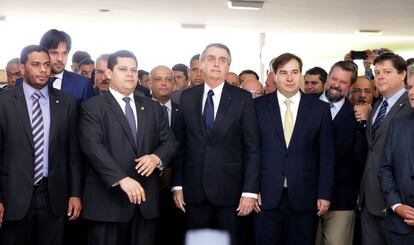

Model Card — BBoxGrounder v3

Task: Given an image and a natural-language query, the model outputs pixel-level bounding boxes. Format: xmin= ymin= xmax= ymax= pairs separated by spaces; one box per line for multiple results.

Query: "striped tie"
xmin=372 ymin=100 xmax=388 ymax=139
xmin=32 ymin=91 xmax=44 ymax=185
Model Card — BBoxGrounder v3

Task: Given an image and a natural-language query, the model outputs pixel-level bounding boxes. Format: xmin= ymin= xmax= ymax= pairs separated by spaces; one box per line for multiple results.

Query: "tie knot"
xmin=284 ymin=99 xmax=292 ymax=107
xmin=329 ymin=102 xmax=335 ymax=108
xmin=207 ymin=90 xmax=214 ymax=97
xmin=382 ymin=100 xmax=388 ymax=107
xmin=123 ymin=97 xmax=131 ymax=104
xmin=32 ymin=91 xmax=42 ymax=100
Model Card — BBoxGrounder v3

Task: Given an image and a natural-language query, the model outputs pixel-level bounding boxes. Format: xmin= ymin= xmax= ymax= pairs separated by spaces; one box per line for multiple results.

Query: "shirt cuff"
xmin=391 ymin=203 xmax=402 ymax=212
xmin=157 ymin=161 xmax=164 ymax=171
xmin=242 ymin=192 xmax=258 ymax=199
xmin=171 ymin=186 xmax=183 ymax=192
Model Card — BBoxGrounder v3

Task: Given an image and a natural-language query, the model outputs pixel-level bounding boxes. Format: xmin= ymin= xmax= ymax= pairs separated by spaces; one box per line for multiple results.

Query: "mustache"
xmin=328 ymin=87 xmax=342 ymax=93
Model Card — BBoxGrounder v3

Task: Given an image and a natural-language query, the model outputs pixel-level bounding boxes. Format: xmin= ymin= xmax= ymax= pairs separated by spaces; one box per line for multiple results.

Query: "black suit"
xmin=0 ymin=85 xmax=81 ymax=245
xmin=173 ymin=82 xmax=260 ymax=245
xmin=79 ymin=92 xmax=178 ymax=244
xmin=378 ymin=112 xmax=414 ymax=244
xmin=135 ymin=84 xmax=151 ymax=98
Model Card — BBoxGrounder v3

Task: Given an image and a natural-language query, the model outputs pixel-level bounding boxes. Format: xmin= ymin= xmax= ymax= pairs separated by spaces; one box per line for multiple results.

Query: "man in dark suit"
xmin=0 ymin=45 xmax=82 ymax=245
xmin=358 ymin=52 xmax=413 ymax=245
xmin=15 ymin=29 xmax=94 ymax=104
xmin=79 ymin=50 xmax=178 ymax=245
xmin=315 ymin=61 xmax=368 ymax=245
xmin=254 ymin=53 xmax=335 ymax=245
xmin=172 ymin=43 xmax=260 ymax=245
xmin=378 ymin=62 xmax=414 ymax=245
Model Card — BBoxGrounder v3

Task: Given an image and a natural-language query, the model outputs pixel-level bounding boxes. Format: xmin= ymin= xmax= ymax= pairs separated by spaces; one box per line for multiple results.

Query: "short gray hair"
xmin=408 ymin=65 xmax=414 ymax=82
xmin=200 ymin=43 xmax=232 ymax=65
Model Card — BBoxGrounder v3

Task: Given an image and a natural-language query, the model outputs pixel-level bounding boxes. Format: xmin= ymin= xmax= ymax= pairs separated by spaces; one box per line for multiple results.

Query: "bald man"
xmin=241 ymin=79 xmax=264 ymax=99
xmin=150 ymin=66 xmax=185 ymax=245
xmin=226 ymin=72 xmax=241 ymax=87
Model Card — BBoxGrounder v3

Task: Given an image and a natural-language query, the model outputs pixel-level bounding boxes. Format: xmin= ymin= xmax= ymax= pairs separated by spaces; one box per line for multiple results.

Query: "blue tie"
xmin=203 ymin=90 xmax=214 ymax=137
xmin=372 ymin=100 xmax=388 ymax=139
xmin=123 ymin=97 xmax=138 ymax=145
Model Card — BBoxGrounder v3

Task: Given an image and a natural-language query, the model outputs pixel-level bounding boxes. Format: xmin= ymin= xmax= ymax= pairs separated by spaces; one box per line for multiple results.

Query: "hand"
xmin=0 ymin=202 xmax=4 ymax=228
xmin=173 ymin=190 xmax=186 ymax=213
xmin=354 ymin=103 xmax=372 ymax=121
xmin=317 ymin=199 xmax=330 ymax=216
xmin=236 ymin=197 xmax=255 ymax=216
xmin=253 ymin=193 xmax=262 ymax=213
xmin=135 ymin=154 xmax=161 ymax=177
xmin=363 ymin=49 xmax=376 ymax=69
xmin=344 ymin=52 xmax=352 ymax=62
xmin=119 ymin=177 xmax=146 ymax=204
xmin=395 ymin=205 xmax=414 ymax=226
xmin=67 ymin=197 xmax=82 ymax=221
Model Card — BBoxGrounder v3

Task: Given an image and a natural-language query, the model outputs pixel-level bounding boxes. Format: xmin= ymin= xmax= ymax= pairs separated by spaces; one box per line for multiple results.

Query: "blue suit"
xmin=254 ymin=92 xmax=335 ymax=245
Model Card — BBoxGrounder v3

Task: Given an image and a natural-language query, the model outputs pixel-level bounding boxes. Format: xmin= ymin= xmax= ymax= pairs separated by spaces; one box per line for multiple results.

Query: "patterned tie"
xmin=161 ymin=105 xmax=170 ymax=127
xmin=203 ymin=90 xmax=214 ymax=138
xmin=372 ymin=100 xmax=388 ymax=139
xmin=123 ymin=97 xmax=137 ymax=145
xmin=32 ymin=91 xmax=44 ymax=184
xmin=283 ymin=99 xmax=294 ymax=147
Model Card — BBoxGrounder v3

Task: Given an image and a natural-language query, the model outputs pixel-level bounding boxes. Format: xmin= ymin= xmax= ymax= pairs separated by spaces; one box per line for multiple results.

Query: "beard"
xmin=325 ymin=88 xmax=344 ymax=102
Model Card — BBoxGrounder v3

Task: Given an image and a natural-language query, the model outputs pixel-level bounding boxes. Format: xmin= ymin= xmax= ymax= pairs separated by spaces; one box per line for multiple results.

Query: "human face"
xmin=264 ymin=71 xmax=277 ymax=94
xmin=226 ymin=73 xmax=240 ymax=87
xmin=201 ymin=47 xmax=230 ymax=86
xmin=241 ymin=79 xmax=264 ymax=98
xmin=48 ymin=42 xmax=69 ymax=74
xmin=173 ymin=70 xmax=188 ymax=90
xmin=6 ymin=63 xmax=22 ymax=88
xmin=79 ymin=64 xmax=94 ymax=78
xmin=274 ymin=59 xmax=301 ymax=98
xmin=140 ymin=74 xmax=150 ymax=88
xmin=22 ymin=51 xmax=51 ymax=90
xmin=350 ymin=77 xmax=374 ymax=105
xmin=94 ymin=58 xmax=109 ymax=92
xmin=374 ymin=60 xmax=405 ymax=98
xmin=189 ymin=59 xmax=204 ymax=86
xmin=151 ymin=66 xmax=175 ymax=103
xmin=304 ymin=74 xmax=324 ymax=94
xmin=240 ymin=73 xmax=257 ymax=83
xmin=407 ymin=74 xmax=414 ymax=108
xmin=107 ymin=57 xmax=138 ymax=96
xmin=324 ymin=67 xmax=352 ymax=102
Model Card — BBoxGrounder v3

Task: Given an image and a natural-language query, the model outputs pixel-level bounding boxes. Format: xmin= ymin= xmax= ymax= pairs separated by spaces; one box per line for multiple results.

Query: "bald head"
xmin=6 ymin=58 xmax=22 ymax=88
xmin=226 ymin=72 xmax=241 ymax=87
xmin=350 ymin=76 xmax=374 ymax=105
xmin=150 ymin=65 xmax=175 ymax=104
xmin=241 ymin=79 xmax=264 ymax=98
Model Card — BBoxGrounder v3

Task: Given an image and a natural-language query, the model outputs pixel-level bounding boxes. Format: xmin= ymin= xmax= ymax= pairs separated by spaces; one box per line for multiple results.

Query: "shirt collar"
xmin=53 ymin=71 xmax=64 ymax=80
xmin=319 ymin=91 xmax=345 ymax=111
xmin=277 ymin=90 xmax=301 ymax=106
xmin=109 ymin=87 xmax=135 ymax=104
xmin=203 ymin=81 xmax=225 ymax=99
xmin=22 ymin=81 xmax=49 ymax=102
xmin=383 ymin=88 xmax=406 ymax=105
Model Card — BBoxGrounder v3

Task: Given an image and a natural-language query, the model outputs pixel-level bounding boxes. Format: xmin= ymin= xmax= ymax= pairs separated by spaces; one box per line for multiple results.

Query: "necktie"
xmin=283 ymin=99 xmax=294 ymax=147
xmin=372 ymin=100 xmax=388 ymax=139
xmin=49 ymin=76 xmax=57 ymax=84
xmin=329 ymin=102 xmax=336 ymax=120
xmin=123 ymin=97 xmax=137 ymax=145
xmin=203 ymin=90 xmax=214 ymax=137
xmin=161 ymin=105 xmax=170 ymax=127
xmin=32 ymin=91 xmax=44 ymax=184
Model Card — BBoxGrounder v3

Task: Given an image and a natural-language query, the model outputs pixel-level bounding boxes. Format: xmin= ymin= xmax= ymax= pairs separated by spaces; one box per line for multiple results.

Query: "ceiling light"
xmin=227 ymin=1 xmax=264 ymax=10
xmin=355 ymin=29 xmax=383 ymax=36
xmin=181 ymin=24 xmax=206 ymax=29
xmin=98 ymin=9 xmax=110 ymax=12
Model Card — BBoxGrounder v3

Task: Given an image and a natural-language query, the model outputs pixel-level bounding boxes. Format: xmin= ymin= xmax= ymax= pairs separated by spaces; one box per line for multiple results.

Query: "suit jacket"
xmin=0 ymin=85 xmax=81 ymax=220
xmin=378 ymin=112 xmax=414 ymax=234
xmin=173 ymin=82 xmax=260 ymax=206
xmin=16 ymin=70 xmax=94 ymax=104
xmin=329 ymin=98 xmax=367 ymax=210
xmin=79 ymin=92 xmax=178 ymax=222
xmin=255 ymin=92 xmax=335 ymax=212
xmin=359 ymin=92 xmax=413 ymax=216
xmin=135 ymin=84 xmax=151 ymax=98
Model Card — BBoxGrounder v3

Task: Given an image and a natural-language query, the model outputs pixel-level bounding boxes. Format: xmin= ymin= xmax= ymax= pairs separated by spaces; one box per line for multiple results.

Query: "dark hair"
xmin=328 ymin=61 xmax=358 ymax=84
xmin=20 ymin=45 xmax=49 ymax=65
xmin=305 ymin=67 xmax=328 ymax=84
xmin=40 ymin=29 xmax=72 ymax=51
xmin=172 ymin=63 xmax=189 ymax=80
xmin=239 ymin=69 xmax=259 ymax=81
xmin=72 ymin=51 xmax=91 ymax=64
xmin=6 ymin=58 xmax=20 ymax=67
xmin=271 ymin=53 xmax=303 ymax=73
xmin=374 ymin=52 xmax=406 ymax=72
xmin=200 ymin=43 xmax=232 ymax=65
xmin=406 ymin=58 xmax=414 ymax=67
xmin=107 ymin=50 xmax=137 ymax=70
xmin=189 ymin=54 xmax=200 ymax=67
xmin=78 ymin=57 xmax=95 ymax=67
xmin=138 ymin=70 xmax=149 ymax=80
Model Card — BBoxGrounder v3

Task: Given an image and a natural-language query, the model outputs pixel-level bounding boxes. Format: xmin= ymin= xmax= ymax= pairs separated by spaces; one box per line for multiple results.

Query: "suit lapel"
xmin=48 ymin=87 xmax=59 ymax=146
xmin=266 ymin=93 xmax=285 ymax=148
xmin=366 ymin=99 xmax=381 ymax=145
xmin=60 ymin=70 xmax=75 ymax=93
xmin=209 ymin=83 xmax=232 ymax=140
xmin=13 ymin=87 xmax=34 ymax=149
xmin=134 ymin=96 xmax=146 ymax=154
xmin=192 ymin=85 xmax=207 ymax=139
xmin=407 ymin=114 xmax=414 ymax=175
xmin=171 ymin=102 xmax=179 ymax=129
xmin=289 ymin=93 xmax=310 ymax=149
xmin=107 ymin=93 xmax=138 ymax=152
xmin=333 ymin=99 xmax=352 ymax=123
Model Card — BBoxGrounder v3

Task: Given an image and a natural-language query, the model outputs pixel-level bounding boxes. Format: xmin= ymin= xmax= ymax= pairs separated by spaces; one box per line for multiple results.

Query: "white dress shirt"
xmin=319 ymin=92 xmax=345 ymax=119
xmin=52 ymin=71 xmax=64 ymax=90
xmin=109 ymin=87 xmax=137 ymax=129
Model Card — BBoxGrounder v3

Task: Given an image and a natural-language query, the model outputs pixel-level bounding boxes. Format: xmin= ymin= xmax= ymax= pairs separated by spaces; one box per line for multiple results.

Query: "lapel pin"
xmin=56 ymin=100 xmax=59 ymax=103
xmin=400 ymin=103 xmax=403 ymax=107
xmin=141 ymin=106 xmax=144 ymax=111
xmin=175 ymin=108 xmax=179 ymax=112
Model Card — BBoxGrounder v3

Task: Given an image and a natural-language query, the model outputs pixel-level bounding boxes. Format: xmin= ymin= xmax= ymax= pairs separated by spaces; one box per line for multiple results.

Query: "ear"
xmin=20 ymin=64 xmax=25 ymax=76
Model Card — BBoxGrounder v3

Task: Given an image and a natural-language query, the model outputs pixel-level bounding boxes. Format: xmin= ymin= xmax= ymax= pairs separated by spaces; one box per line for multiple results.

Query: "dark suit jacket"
xmin=135 ymin=84 xmax=151 ymax=98
xmin=79 ymin=92 xmax=178 ymax=222
xmin=173 ymin=83 xmax=260 ymax=206
xmin=378 ymin=112 xmax=414 ymax=234
xmin=255 ymin=92 xmax=335 ymax=212
xmin=0 ymin=85 xmax=81 ymax=220
xmin=16 ymin=70 xmax=94 ymax=104
xmin=359 ymin=92 xmax=413 ymax=216
xmin=329 ymin=98 xmax=367 ymax=210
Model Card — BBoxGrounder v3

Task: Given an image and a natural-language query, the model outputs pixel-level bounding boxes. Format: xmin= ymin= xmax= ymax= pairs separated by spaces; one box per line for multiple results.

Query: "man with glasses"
xmin=240 ymin=79 xmax=264 ymax=98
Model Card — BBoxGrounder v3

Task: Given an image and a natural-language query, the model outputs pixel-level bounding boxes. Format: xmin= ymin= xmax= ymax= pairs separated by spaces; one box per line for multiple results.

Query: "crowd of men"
xmin=0 ymin=28 xmax=413 ymax=245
